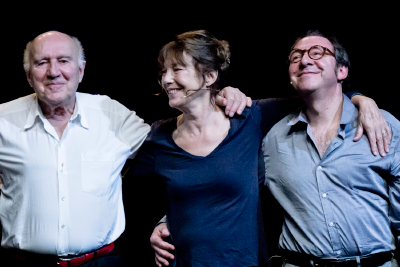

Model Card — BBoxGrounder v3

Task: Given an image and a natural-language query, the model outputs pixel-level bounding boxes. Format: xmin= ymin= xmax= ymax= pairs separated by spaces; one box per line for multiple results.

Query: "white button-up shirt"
xmin=0 ymin=93 xmax=150 ymax=255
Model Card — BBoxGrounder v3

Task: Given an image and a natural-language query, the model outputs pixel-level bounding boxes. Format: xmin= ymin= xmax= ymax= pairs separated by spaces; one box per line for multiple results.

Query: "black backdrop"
xmin=1 ymin=6 xmax=398 ymax=266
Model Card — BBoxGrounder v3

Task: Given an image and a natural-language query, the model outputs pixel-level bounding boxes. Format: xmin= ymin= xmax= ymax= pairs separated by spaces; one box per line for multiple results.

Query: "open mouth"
xmin=167 ymin=88 xmax=182 ymax=95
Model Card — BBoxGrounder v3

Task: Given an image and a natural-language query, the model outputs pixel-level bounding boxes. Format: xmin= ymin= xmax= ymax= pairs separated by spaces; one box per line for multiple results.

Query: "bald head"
xmin=23 ymin=31 xmax=85 ymax=72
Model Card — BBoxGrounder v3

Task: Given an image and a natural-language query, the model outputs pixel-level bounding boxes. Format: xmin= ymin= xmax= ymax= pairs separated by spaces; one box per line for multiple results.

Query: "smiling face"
xmin=161 ymin=52 xmax=206 ymax=109
xmin=26 ymin=32 xmax=85 ymax=107
xmin=288 ymin=36 xmax=347 ymax=94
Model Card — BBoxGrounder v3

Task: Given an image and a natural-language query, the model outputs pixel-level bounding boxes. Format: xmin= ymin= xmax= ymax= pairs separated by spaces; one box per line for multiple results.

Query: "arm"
xmin=217 ymin=87 xmax=392 ymax=156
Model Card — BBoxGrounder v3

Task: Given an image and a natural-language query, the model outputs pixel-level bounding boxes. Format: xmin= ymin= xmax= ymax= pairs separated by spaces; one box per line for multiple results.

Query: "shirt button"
xmin=317 ymin=166 xmax=322 ymax=171
xmin=61 ymin=225 xmax=65 ymax=229
xmin=322 ymin=193 xmax=327 ymax=198
xmin=61 ymin=197 xmax=65 ymax=201
xmin=329 ymin=222 xmax=334 ymax=227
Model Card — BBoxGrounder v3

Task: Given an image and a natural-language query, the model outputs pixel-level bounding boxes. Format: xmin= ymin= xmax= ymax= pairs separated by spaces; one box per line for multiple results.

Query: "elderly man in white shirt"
xmin=0 ymin=31 xmax=151 ymax=266
xmin=0 ymin=31 xmax=250 ymax=267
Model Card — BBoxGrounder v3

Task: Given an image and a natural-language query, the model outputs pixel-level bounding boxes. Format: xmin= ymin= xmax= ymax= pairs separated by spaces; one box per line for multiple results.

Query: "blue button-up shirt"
xmin=262 ymin=94 xmax=400 ymax=258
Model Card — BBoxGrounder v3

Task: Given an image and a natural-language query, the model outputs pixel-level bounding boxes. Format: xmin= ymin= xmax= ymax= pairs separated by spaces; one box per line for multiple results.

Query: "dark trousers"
xmin=1 ymin=248 xmax=124 ymax=267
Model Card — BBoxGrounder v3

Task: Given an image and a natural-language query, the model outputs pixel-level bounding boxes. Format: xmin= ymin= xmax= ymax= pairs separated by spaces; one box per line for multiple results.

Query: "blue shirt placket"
xmin=304 ymin=121 xmax=346 ymax=257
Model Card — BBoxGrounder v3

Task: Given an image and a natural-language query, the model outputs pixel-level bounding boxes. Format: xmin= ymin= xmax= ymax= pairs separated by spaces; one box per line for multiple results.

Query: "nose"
xmin=299 ymin=51 xmax=313 ymax=67
xmin=47 ymin=60 xmax=61 ymax=79
xmin=162 ymin=69 xmax=174 ymax=85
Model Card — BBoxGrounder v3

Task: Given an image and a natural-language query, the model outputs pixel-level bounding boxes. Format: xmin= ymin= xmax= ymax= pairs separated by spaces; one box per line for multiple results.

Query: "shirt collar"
xmin=23 ymin=93 xmax=89 ymax=130
xmin=287 ymin=93 xmax=357 ymax=127
xmin=72 ymin=93 xmax=89 ymax=129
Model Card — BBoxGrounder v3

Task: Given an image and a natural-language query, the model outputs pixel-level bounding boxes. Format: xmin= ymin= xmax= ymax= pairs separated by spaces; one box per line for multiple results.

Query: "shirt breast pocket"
xmin=276 ymin=143 xmax=296 ymax=167
xmin=81 ymin=152 xmax=115 ymax=196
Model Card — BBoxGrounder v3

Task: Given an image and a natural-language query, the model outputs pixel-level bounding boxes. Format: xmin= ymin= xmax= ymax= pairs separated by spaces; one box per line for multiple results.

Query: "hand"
xmin=150 ymin=223 xmax=175 ymax=267
xmin=352 ymin=95 xmax=391 ymax=157
xmin=215 ymin=86 xmax=252 ymax=117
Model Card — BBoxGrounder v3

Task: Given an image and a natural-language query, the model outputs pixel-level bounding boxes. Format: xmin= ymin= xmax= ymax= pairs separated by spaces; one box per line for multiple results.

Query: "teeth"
xmin=168 ymin=89 xmax=178 ymax=94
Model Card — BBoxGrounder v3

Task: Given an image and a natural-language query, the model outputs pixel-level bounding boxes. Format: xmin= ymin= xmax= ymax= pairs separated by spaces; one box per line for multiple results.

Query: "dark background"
xmin=1 ymin=6 xmax=398 ymax=266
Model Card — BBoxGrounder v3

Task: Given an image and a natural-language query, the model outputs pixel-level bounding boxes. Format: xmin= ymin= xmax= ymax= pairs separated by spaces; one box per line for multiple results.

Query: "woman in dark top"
xmin=126 ymin=30 xmax=385 ymax=267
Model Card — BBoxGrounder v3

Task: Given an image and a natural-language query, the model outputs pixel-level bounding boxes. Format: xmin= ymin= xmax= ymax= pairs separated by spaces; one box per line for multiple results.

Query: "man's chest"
xmin=264 ymin=129 xmax=388 ymax=199
xmin=312 ymin=127 xmax=340 ymax=157
xmin=0 ymin=122 xmax=130 ymax=181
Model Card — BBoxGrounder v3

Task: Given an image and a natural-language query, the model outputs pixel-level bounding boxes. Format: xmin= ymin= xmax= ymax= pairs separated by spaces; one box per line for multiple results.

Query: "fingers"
xmin=375 ymin=132 xmax=386 ymax=157
xmin=353 ymin=124 xmax=364 ymax=142
xmin=150 ymin=223 xmax=175 ymax=266
xmin=154 ymin=244 xmax=175 ymax=266
xmin=383 ymin=127 xmax=392 ymax=153
xmin=246 ymin=97 xmax=252 ymax=107
xmin=232 ymin=91 xmax=248 ymax=116
xmin=150 ymin=227 xmax=175 ymax=251
xmin=365 ymin=128 xmax=378 ymax=156
xmin=155 ymin=257 xmax=163 ymax=267
xmin=354 ymin=96 xmax=391 ymax=157
xmin=226 ymin=90 xmax=247 ymax=117
xmin=155 ymin=254 xmax=171 ymax=266
xmin=368 ymin=119 xmax=391 ymax=157
xmin=218 ymin=86 xmax=249 ymax=117
xmin=214 ymin=94 xmax=227 ymax=107
xmin=224 ymin=90 xmax=237 ymax=117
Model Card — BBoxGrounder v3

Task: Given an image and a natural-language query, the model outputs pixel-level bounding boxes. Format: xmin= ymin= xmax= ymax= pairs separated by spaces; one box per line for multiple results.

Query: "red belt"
xmin=11 ymin=242 xmax=115 ymax=267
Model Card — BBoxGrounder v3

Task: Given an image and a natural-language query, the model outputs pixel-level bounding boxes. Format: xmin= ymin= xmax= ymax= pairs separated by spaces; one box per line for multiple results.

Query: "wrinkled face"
xmin=26 ymin=32 xmax=85 ymax=107
xmin=161 ymin=52 xmax=204 ymax=108
xmin=288 ymin=36 xmax=347 ymax=94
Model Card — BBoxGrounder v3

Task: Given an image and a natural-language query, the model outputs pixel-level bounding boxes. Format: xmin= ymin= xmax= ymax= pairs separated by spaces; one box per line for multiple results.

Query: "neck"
xmin=300 ymin=85 xmax=343 ymax=128
xmin=177 ymin=100 xmax=227 ymax=135
xmin=38 ymin=95 xmax=76 ymax=122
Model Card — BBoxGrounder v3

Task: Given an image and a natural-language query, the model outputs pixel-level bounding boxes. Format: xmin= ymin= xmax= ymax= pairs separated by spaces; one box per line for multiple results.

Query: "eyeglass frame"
xmin=288 ymin=45 xmax=335 ymax=64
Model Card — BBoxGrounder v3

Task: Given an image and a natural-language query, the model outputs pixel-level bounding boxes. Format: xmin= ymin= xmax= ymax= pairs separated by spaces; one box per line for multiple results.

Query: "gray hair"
xmin=23 ymin=33 xmax=86 ymax=72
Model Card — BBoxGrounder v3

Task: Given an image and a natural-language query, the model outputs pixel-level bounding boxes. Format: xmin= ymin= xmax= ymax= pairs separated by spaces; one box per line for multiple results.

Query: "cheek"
xmin=62 ymin=66 xmax=81 ymax=80
xmin=31 ymin=70 xmax=46 ymax=82
xmin=288 ymin=67 xmax=296 ymax=79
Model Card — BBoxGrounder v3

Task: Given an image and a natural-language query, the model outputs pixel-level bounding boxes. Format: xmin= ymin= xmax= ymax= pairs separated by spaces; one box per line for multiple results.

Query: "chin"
xmin=169 ymin=98 xmax=185 ymax=109
xmin=294 ymin=81 xmax=320 ymax=91
xmin=45 ymin=92 xmax=73 ymax=104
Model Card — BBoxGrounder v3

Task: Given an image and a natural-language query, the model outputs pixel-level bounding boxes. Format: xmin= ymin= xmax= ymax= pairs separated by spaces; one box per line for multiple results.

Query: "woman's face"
xmin=161 ymin=52 xmax=204 ymax=108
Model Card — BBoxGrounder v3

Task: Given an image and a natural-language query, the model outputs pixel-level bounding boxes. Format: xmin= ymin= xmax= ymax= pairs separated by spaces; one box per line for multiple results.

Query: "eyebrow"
xmin=33 ymin=55 xmax=73 ymax=64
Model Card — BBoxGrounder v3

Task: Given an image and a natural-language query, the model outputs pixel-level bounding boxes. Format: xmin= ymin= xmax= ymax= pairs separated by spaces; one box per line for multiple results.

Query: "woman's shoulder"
xmin=151 ymin=117 xmax=176 ymax=130
xmin=146 ymin=117 xmax=177 ymax=139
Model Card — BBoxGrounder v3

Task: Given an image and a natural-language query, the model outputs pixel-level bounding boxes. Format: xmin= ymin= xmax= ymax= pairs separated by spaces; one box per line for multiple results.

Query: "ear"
xmin=205 ymin=70 xmax=218 ymax=87
xmin=78 ymin=61 xmax=86 ymax=83
xmin=337 ymin=65 xmax=348 ymax=82
xmin=25 ymin=70 xmax=33 ymax=88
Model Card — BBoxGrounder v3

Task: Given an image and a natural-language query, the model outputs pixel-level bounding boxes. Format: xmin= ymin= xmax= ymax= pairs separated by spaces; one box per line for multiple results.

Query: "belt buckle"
xmin=57 ymin=258 xmax=70 ymax=266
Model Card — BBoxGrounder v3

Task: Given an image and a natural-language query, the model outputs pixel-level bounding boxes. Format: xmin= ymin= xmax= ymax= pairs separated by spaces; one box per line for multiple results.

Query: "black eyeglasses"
xmin=289 ymin=45 xmax=335 ymax=63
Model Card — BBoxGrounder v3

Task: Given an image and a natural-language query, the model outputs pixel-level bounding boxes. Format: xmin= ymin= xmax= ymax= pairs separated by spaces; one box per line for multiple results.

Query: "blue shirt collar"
xmin=287 ymin=93 xmax=357 ymax=127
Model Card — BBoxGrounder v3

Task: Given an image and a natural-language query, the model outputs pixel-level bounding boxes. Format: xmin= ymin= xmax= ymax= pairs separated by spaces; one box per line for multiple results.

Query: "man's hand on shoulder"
xmin=215 ymin=86 xmax=252 ymax=117
xmin=150 ymin=223 xmax=175 ymax=267
xmin=351 ymin=95 xmax=392 ymax=157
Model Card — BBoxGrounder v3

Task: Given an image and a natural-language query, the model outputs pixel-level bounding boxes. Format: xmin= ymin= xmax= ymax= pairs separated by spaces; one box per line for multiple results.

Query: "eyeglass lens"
xmin=290 ymin=46 xmax=325 ymax=63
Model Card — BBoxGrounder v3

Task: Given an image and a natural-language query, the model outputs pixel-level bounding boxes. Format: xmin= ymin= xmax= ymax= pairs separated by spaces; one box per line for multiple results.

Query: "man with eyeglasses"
xmin=261 ymin=30 xmax=400 ymax=267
